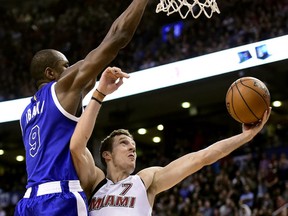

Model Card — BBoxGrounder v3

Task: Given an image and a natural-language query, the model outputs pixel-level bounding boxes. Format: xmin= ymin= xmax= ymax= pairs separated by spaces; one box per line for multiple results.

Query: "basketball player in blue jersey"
xmin=70 ymin=68 xmax=271 ymax=215
xmin=14 ymin=0 xmax=149 ymax=215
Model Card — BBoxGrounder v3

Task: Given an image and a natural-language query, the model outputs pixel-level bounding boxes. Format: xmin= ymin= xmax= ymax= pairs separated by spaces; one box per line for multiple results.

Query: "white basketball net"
xmin=156 ymin=0 xmax=220 ymax=19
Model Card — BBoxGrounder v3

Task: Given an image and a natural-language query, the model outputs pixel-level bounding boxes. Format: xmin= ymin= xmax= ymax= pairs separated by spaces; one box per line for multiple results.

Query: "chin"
xmin=128 ymin=165 xmax=136 ymax=173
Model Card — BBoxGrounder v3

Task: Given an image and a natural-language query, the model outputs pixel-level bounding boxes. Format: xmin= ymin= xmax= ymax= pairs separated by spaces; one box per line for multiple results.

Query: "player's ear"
xmin=44 ymin=67 xmax=56 ymax=80
xmin=102 ymin=151 xmax=111 ymax=160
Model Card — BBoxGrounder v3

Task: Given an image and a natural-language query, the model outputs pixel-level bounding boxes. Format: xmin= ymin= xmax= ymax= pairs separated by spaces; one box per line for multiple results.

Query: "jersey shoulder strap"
xmin=88 ymin=178 xmax=107 ymax=204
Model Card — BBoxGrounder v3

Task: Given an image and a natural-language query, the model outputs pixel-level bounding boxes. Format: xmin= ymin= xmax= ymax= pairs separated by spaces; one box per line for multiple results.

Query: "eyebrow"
xmin=118 ymin=136 xmax=136 ymax=146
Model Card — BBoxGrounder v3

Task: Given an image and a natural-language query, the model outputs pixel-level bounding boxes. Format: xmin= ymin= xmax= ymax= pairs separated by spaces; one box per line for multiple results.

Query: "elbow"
xmin=70 ymin=138 xmax=86 ymax=154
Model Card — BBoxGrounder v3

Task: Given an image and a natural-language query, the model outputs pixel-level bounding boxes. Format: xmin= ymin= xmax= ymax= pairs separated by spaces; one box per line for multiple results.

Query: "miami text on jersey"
xmin=89 ymin=195 xmax=136 ymax=210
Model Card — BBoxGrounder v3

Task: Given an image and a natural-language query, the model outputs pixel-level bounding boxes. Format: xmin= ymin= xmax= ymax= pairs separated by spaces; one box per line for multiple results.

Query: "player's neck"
xmin=106 ymin=170 xmax=130 ymax=184
xmin=37 ymin=82 xmax=49 ymax=90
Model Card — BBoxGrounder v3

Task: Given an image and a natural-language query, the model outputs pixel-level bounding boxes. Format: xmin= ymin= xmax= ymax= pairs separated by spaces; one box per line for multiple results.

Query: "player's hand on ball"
xmin=242 ymin=107 xmax=271 ymax=133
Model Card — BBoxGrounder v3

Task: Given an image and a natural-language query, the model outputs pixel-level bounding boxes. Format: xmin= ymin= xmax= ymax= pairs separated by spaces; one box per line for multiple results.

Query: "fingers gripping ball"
xmin=225 ymin=77 xmax=270 ymax=124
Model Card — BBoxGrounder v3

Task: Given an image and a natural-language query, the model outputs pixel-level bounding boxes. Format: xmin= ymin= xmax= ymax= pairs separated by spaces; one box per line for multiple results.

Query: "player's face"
xmin=52 ymin=52 xmax=69 ymax=81
xmin=111 ymin=135 xmax=137 ymax=173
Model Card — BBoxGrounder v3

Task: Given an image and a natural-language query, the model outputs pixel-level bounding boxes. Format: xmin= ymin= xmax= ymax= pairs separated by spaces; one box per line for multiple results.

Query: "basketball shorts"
xmin=14 ymin=180 xmax=88 ymax=216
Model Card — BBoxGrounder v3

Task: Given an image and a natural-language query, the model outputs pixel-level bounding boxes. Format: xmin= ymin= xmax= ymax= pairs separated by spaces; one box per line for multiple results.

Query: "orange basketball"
xmin=225 ymin=77 xmax=270 ymax=124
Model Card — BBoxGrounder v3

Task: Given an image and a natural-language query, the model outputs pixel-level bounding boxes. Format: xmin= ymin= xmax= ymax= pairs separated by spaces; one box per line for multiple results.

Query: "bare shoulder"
xmin=137 ymin=166 xmax=162 ymax=189
xmin=56 ymin=61 xmax=83 ymax=89
xmin=137 ymin=167 xmax=163 ymax=205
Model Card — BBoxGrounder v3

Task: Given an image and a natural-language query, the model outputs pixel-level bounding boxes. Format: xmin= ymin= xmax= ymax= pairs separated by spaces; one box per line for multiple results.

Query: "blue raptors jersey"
xmin=20 ymin=82 xmax=80 ymax=188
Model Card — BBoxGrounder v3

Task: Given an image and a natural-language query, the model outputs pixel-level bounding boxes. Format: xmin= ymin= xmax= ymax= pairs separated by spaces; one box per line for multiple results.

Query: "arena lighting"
xmin=16 ymin=155 xmax=25 ymax=162
xmin=0 ymin=35 xmax=287 ymax=123
xmin=137 ymin=128 xmax=147 ymax=135
xmin=272 ymin=100 xmax=282 ymax=107
xmin=152 ymin=136 xmax=161 ymax=143
xmin=157 ymin=124 xmax=164 ymax=131
xmin=181 ymin=102 xmax=191 ymax=109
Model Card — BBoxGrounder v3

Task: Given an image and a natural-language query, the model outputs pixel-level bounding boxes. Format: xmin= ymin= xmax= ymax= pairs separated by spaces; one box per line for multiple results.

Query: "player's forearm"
xmin=91 ymin=0 xmax=149 ymax=54
xmin=150 ymin=131 xmax=254 ymax=194
xmin=202 ymin=131 xmax=254 ymax=165
xmin=204 ymin=109 xmax=270 ymax=165
xmin=76 ymin=0 xmax=148 ymax=89
xmin=108 ymin=0 xmax=149 ymax=48
xmin=70 ymin=92 xmax=103 ymax=152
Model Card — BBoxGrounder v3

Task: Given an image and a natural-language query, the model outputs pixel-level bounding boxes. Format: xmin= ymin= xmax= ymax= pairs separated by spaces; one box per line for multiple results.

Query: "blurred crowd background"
xmin=0 ymin=0 xmax=288 ymax=215
xmin=0 ymin=0 xmax=287 ymax=101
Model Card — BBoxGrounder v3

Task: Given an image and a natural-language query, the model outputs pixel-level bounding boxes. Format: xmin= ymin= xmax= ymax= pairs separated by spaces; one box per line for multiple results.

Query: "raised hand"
xmin=97 ymin=67 xmax=130 ymax=96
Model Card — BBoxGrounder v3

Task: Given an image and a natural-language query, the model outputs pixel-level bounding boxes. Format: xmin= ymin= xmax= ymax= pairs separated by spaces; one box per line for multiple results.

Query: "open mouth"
xmin=128 ymin=154 xmax=135 ymax=160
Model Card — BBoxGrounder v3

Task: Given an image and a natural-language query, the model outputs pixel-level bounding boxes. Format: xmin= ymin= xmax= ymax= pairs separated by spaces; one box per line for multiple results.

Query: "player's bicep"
xmin=73 ymin=41 xmax=121 ymax=89
xmin=71 ymin=148 xmax=97 ymax=190
xmin=56 ymin=61 xmax=83 ymax=93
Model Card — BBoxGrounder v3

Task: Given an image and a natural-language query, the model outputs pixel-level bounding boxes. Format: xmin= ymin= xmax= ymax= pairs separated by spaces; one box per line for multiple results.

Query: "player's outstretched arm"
xmin=147 ymin=108 xmax=271 ymax=197
xmin=56 ymin=0 xmax=149 ymax=110
xmin=70 ymin=67 xmax=129 ymax=197
xmin=78 ymin=0 xmax=149 ymax=81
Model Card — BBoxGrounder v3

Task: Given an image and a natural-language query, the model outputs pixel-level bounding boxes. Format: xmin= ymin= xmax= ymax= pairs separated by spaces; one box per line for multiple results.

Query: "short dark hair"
xmin=99 ymin=129 xmax=133 ymax=168
xmin=30 ymin=49 xmax=62 ymax=87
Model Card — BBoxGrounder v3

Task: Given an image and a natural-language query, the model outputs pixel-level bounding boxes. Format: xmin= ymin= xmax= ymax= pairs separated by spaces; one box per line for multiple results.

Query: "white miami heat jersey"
xmin=89 ymin=175 xmax=152 ymax=216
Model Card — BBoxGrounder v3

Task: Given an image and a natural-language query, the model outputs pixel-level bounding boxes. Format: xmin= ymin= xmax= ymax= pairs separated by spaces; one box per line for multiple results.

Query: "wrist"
xmin=91 ymin=89 xmax=106 ymax=104
xmin=241 ymin=130 xmax=254 ymax=143
xmin=96 ymin=89 xmax=106 ymax=98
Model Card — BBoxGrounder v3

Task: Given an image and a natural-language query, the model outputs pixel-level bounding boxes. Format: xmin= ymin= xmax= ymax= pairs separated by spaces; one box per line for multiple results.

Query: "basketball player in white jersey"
xmin=70 ymin=68 xmax=271 ymax=215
